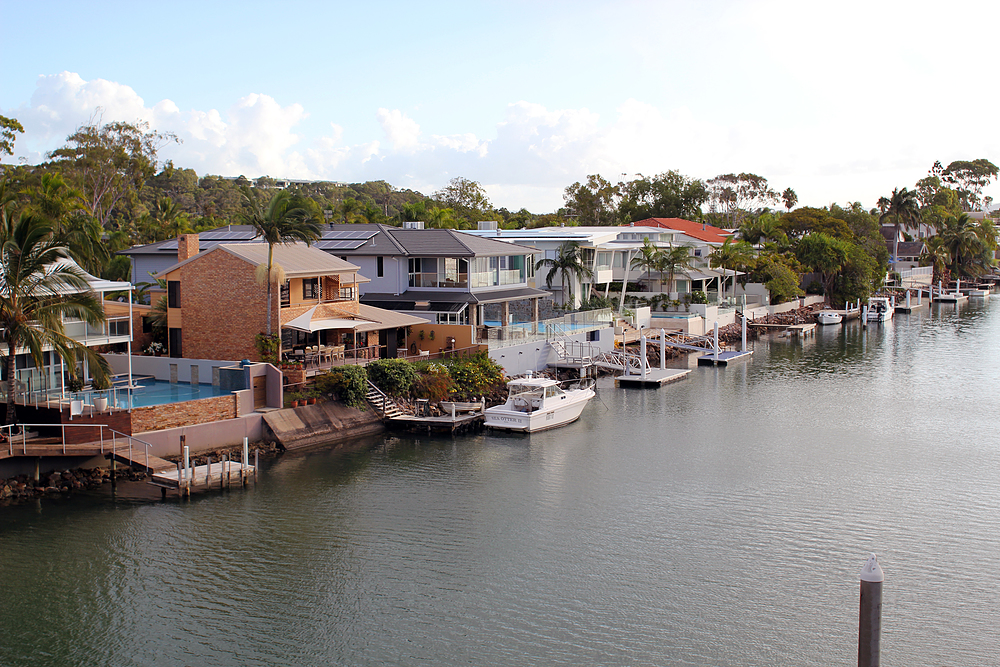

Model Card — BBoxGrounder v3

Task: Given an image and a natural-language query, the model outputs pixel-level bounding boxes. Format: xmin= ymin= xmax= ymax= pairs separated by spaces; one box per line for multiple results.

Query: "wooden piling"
xmin=858 ymin=553 xmax=884 ymax=667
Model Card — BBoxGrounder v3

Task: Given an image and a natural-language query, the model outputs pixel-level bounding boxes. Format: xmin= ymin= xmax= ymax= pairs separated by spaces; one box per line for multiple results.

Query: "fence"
xmin=481 ymin=308 xmax=614 ymax=349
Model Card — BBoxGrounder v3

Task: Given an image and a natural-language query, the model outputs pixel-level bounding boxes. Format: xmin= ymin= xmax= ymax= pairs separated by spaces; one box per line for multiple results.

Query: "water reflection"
xmin=2 ymin=300 xmax=1000 ymax=666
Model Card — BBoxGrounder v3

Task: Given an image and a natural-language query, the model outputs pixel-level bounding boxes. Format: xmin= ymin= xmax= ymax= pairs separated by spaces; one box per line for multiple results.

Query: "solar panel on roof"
xmin=315 ymin=239 xmax=367 ymax=250
xmin=321 ymin=229 xmax=377 ymax=240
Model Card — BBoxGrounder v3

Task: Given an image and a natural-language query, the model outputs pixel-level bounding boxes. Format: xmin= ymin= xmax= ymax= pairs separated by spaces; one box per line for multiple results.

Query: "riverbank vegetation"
xmin=312 ymin=352 xmax=506 ymax=408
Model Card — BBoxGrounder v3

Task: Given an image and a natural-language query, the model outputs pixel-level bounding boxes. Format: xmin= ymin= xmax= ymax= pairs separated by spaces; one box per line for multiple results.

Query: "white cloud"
xmin=5 ymin=71 xmax=1000 ymax=214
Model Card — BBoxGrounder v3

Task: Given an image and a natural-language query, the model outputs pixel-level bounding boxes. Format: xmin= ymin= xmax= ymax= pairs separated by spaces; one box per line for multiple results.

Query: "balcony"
xmin=62 ymin=316 xmax=131 ymax=346
xmin=408 ymin=272 xmax=469 ymax=289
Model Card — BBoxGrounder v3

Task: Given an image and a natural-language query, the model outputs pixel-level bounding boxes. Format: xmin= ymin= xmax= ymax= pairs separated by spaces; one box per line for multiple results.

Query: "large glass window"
xmin=167 ymin=281 xmax=180 ymax=308
xmin=280 ymin=280 xmax=290 ymax=307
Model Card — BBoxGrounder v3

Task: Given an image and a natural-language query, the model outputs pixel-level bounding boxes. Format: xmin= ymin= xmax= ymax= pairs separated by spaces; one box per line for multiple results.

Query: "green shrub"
xmin=444 ymin=351 xmax=505 ymax=400
xmin=366 ymin=358 xmax=418 ymax=396
xmin=412 ymin=372 xmax=453 ymax=403
xmin=315 ymin=366 xmax=367 ymax=408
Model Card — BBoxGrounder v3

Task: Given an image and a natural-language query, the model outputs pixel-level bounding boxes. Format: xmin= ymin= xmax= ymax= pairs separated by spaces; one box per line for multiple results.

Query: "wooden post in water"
xmin=206 ymin=456 xmax=212 ymax=489
xmin=183 ymin=445 xmax=190 ymax=497
xmin=858 ymin=553 xmax=884 ymax=667
xmin=741 ymin=313 xmax=747 ymax=352
xmin=221 ymin=454 xmax=226 ymax=490
xmin=254 ymin=449 xmax=259 ymax=481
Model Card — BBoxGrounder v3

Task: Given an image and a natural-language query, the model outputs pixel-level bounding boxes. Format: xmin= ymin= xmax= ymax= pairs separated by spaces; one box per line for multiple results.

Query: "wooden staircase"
xmin=365 ymin=381 xmax=405 ymax=420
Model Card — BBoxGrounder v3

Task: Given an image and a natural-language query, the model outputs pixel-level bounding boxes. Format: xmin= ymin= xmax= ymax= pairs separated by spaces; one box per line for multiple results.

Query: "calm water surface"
xmin=2 ymin=302 xmax=1000 ymax=666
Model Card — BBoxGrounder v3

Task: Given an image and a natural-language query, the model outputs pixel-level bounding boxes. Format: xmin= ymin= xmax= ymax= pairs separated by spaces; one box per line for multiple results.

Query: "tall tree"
xmin=48 ymin=117 xmax=178 ymax=229
xmin=941 ymin=159 xmax=999 ymax=211
xmin=707 ymin=173 xmax=779 ymax=226
xmin=878 ymin=187 xmax=921 ymax=270
xmin=238 ymin=186 xmax=321 ymax=335
xmin=782 ymin=188 xmax=798 ymax=211
xmin=0 ymin=115 xmax=24 ymax=161
xmin=433 ymin=177 xmax=491 ymax=227
xmin=0 ymin=210 xmax=110 ymax=425
xmin=617 ymin=171 xmax=708 ymax=222
xmin=563 ymin=174 xmax=619 ymax=225
xmin=535 ymin=241 xmax=593 ymax=307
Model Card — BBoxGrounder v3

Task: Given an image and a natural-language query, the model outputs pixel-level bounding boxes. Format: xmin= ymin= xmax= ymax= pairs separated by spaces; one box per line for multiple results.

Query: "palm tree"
xmin=426 ymin=206 xmax=457 ymax=229
xmin=0 ymin=211 xmax=110 ymax=425
xmin=238 ymin=186 xmax=321 ymax=335
xmin=878 ymin=187 xmax=921 ymax=270
xmin=920 ymin=237 xmax=951 ymax=284
xmin=659 ymin=245 xmax=694 ymax=295
xmin=336 ymin=198 xmax=362 ymax=224
xmin=535 ymin=241 xmax=593 ymax=308
xmin=939 ymin=213 xmax=982 ymax=278
xmin=629 ymin=238 xmax=661 ymax=291
xmin=710 ymin=239 xmax=756 ymax=302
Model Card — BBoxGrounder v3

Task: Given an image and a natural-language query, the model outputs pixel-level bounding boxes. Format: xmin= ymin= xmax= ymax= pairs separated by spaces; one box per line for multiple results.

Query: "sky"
xmin=2 ymin=0 xmax=999 ymax=214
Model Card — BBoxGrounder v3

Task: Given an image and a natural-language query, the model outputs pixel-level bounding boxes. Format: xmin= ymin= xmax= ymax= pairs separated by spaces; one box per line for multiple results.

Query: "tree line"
xmin=1 ymin=113 xmax=997 ymax=307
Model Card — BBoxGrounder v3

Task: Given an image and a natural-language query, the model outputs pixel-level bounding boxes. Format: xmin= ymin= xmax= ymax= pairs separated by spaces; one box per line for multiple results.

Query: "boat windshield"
xmin=508 ymin=384 xmax=543 ymax=397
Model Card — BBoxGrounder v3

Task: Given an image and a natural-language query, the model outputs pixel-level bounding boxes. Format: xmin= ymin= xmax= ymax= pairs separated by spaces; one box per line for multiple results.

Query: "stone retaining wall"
xmin=131 ymin=394 xmax=238 ymax=434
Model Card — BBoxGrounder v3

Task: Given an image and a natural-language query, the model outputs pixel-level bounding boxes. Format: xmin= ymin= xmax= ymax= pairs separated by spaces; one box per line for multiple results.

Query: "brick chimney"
xmin=177 ymin=234 xmax=199 ymax=262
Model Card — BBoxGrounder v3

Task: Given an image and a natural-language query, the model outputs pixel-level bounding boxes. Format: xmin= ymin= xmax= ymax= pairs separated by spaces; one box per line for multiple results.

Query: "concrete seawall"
xmin=263 ymin=402 xmax=385 ymax=451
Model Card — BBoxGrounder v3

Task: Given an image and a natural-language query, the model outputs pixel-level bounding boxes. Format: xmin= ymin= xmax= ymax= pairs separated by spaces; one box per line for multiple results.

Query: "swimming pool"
xmin=121 ymin=379 xmax=231 ymax=408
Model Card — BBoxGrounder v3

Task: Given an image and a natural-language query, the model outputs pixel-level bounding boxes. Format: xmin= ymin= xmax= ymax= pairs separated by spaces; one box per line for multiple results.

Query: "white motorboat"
xmin=484 ymin=374 xmax=595 ymax=432
xmin=866 ymin=296 xmax=893 ymax=322
xmin=815 ymin=310 xmax=843 ymax=325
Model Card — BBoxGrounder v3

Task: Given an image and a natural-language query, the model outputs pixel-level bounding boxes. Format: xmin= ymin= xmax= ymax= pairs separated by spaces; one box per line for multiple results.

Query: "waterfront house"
xmin=155 ymin=235 xmax=426 ymax=363
xmin=460 ymin=222 xmax=732 ymax=306
xmin=4 ymin=259 xmax=134 ymax=400
xmin=329 ymin=223 xmax=549 ymax=330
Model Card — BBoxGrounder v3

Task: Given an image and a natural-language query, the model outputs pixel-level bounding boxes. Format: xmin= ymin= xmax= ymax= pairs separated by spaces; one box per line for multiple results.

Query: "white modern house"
xmin=460 ymin=223 xmax=733 ymax=308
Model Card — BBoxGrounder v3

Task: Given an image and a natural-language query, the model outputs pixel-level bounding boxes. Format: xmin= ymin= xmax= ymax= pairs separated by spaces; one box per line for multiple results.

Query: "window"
xmin=280 ymin=280 xmax=290 ymax=307
xmin=376 ymin=256 xmax=384 ymax=278
xmin=167 ymin=281 xmax=181 ymax=308
xmin=169 ymin=328 xmax=182 ymax=358
xmin=339 ymin=286 xmax=356 ymax=300
xmin=302 ymin=278 xmax=319 ymax=300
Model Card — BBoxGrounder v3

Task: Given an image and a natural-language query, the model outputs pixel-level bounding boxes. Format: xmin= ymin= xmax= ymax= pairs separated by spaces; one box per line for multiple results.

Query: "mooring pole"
xmin=183 ymin=445 xmax=190 ymax=497
xmin=659 ymin=329 xmax=665 ymax=370
xmin=906 ymin=290 xmax=911 ymax=310
xmin=640 ymin=335 xmax=647 ymax=377
xmin=713 ymin=322 xmax=719 ymax=363
xmin=858 ymin=553 xmax=884 ymax=667
xmin=741 ymin=312 xmax=747 ymax=351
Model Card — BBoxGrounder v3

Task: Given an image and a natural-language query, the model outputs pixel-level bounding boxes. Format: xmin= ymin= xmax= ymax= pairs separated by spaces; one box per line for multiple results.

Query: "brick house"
xmin=157 ymin=234 xmax=426 ymax=362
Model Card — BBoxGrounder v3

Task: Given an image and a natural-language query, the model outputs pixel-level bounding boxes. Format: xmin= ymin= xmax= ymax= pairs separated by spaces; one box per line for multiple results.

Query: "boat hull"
xmin=484 ymin=388 xmax=595 ymax=433
xmin=816 ymin=312 xmax=842 ymax=325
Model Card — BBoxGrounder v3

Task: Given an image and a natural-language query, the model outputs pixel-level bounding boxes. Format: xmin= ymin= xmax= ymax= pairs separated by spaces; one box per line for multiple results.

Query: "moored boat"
xmin=815 ymin=310 xmax=843 ymax=325
xmin=484 ymin=374 xmax=595 ymax=432
xmin=866 ymin=296 xmax=893 ymax=322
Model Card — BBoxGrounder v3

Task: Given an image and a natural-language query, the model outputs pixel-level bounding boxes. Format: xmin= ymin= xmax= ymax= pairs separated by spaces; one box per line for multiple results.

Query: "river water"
xmin=2 ymin=301 xmax=999 ymax=666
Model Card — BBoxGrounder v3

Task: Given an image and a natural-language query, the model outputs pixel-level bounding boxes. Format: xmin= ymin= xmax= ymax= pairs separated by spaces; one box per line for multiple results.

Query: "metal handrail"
xmin=3 ymin=422 xmax=153 ymax=470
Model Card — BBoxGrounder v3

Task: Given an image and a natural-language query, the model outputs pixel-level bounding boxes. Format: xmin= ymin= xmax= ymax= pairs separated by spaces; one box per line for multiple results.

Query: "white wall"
xmin=489 ymin=326 xmax=616 ymax=376
xmin=105 ymin=353 xmax=239 ymax=385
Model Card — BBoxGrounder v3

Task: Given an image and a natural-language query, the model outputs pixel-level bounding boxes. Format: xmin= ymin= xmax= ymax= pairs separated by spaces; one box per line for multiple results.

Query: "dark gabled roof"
xmin=887 ymin=241 xmax=926 ymax=257
xmin=120 ymin=223 xmax=537 ymax=260
xmin=335 ymin=224 xmax=537 ymax=257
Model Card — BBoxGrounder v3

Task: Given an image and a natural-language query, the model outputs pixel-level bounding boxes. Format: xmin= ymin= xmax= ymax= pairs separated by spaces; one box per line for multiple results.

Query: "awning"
xmin=282 ymin=305 xmax=375 ymax=333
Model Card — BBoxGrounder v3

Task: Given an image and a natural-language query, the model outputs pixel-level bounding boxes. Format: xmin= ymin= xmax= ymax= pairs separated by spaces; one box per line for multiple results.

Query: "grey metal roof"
xmin=157 ymin=242 xmax=362 ymax=278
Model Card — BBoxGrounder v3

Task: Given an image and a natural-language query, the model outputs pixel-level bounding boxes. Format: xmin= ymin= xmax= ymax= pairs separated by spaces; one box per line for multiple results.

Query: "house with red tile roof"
xmin=627 ymin=218 xmax=734 ymax=246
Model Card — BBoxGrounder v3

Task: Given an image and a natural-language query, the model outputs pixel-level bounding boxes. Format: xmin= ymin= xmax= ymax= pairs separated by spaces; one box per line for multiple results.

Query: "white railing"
xmin=2 ymin=422 xmax=153 ymax=469
xmin=483 ymin=308 xmax=614 ymax=349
